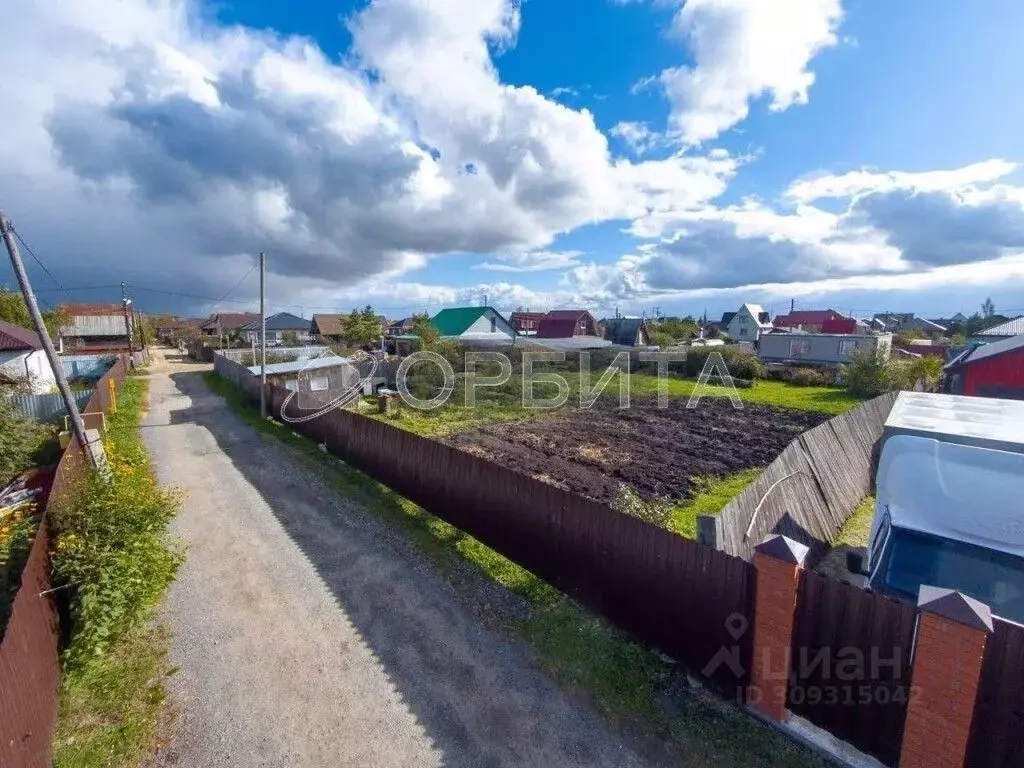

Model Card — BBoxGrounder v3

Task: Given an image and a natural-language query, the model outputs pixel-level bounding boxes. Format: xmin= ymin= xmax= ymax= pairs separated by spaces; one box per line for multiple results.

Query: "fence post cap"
xmin=917 ymin=585 xmax=993 ymax=633
xmin=754 ymin=534 xmax=809 ymax=566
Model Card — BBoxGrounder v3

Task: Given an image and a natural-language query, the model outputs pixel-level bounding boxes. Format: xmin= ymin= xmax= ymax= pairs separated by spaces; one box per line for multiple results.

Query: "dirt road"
xmin=143 ymin=353 xmax=655 ymax=767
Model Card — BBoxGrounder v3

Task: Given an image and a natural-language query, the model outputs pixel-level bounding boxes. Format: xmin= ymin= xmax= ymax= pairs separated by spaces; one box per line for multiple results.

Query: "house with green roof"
xmin=431 ymin=306 xmax=517 ymax=341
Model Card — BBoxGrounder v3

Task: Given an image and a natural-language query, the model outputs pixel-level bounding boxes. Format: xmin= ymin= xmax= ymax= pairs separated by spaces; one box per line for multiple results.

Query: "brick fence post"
xmin=749 ymin=534 xmax=809 ymax=722
xmin=899 ymin=586 xmax=992 ymax=768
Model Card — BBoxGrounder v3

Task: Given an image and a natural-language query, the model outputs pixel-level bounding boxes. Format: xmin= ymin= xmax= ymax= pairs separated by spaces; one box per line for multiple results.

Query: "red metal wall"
xmin=964 ymin=350 xmax=1024 ymax=397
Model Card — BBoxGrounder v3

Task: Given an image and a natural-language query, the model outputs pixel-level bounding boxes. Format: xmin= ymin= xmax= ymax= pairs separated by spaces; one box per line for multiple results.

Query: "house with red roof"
xmin=0 ymin=319 xmax=57 ymax=393
xmin=510 ymin=311 xmax=546 ymax=335
xmin=536 ymin=310 xmax=599 ymax=339
xmin=772 ymin=309 xmax=842 ymax=333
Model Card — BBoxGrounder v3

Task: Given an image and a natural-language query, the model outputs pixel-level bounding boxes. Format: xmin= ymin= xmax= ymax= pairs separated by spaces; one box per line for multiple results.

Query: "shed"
xmin=601 ymin=317 xmax=650 ymax=347
xmin=944 ymin=334 xmax=1024 ymax=400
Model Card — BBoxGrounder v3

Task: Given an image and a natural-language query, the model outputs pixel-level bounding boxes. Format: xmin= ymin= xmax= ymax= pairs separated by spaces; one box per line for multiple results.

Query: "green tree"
xmin=408 ymin=311 xmax=439 ymax=349
xmin=0 ymin=288 xmax=66 ymax=338
xmin=982 ymin=296 xmax=995 ymax=319
xmin=842 ymin=346 xmax=893 ymax=397
xmin=344 ymin=305 xmax=381 ymax=345
xmin=281 ymin=330 xmax=300 ymax=346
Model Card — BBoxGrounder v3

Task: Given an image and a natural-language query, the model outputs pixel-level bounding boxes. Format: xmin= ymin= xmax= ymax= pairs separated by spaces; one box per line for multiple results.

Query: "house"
xmin=872 ymin=313 xmax=946 ymax=335
xmin=59 ymin=303 xmax=131 ymax=351
xmin=944 ymin=335 xmax=1024 ymax=400
xmin=536 ymin=310 xmax=600 ymax=339
xmin=772 ymin=309 xmax=842 ymax=333
xmin=930 ymin=312 xmax=968 ymax=327
xmin=240 ymin=312 xmax=312 ymax=346
xmin=972 ymin=316 xmax=1024 ymax=342
xmin=758 ymin=332 xmax=892 ymax=367
xmin=819 ymin=317 xmax=859 ymax=335
xmin=200 ymin=312 xmax=260 ymax=339
xmin=724 ymin=303 xmax=773 ymax=341
xmin=387 ymin=317 xmax=417 ymax=336
xmin=430 ymin=307 xmax=517 ymax=342
xmin=154 ymin=317 xmax=203 ymax=342
xmin=0 ymin=319 xmax=57 ymax=394
xmin=601 ymin=317 xmax=651 ymax=347
xmin=510 ymin=311 xmax=546 ymax=335
xmin=311 ymin=314 xmax=347 ymax=343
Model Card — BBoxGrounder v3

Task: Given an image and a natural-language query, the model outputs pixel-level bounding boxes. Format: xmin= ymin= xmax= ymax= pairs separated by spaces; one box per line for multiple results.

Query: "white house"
xmin=431 ymin=306 xmax=517 ymax=342
xmin=724 ymin=304 xmax=773 ymax=342
xmin=0 ymin=319 xmax=58 ymax=394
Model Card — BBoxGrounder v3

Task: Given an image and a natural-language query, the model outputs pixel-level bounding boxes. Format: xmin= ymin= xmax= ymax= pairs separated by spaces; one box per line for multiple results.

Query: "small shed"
xmin=944 ymin=335 xmax=1024 ymax=400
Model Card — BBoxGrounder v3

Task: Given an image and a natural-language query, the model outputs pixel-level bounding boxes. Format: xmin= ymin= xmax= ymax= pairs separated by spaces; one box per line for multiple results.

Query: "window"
xmin=790 ymin=339 xmax=811 ymax=357
xmin=490 ymin=316 xmax=497 ymax=333
xmin=738 ymin=327 xmax=747 ymax=336
xmin=839 ymin=339 xmax=858 ymax=357
xmin=284 ymin=379 xmax=299 ymax=391
xmin=309 ymin=376 xmax=329 ymax=391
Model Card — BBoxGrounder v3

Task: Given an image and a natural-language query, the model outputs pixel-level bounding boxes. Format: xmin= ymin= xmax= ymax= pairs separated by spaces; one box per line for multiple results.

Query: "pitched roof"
xmin=954 ymin=334 xmax=1024 ymax=367
xmin=602 ymin=317 xmax=648 ymax=345
xmin=202 ymin=313 xmax=260 ymax=331
xmin=719 ymin=311 xmax=736 ymax=325
xmin=740 ymin=303 xmax=772 ymax=326
xmin=431 ymin=307 xmax=491 ymax=336
xmin=820 ymin=317 xmax=857 ymax=334
xmin=978 ymin=316 xmax=1024 ymax=337
xmin=242 ymin=312 xmax=311 ymax=332
xmin=536 ymin=309 xmax=596 ymax=339
xmin=60 ymin=302 xmax=123 ymax=317
xmin=0 ymin=319 xmax=42 ymax=351
xmin=312 ymin=314 xmax=347 ymax=336
xmin=773 ymin=309 xmax=838 ymax=327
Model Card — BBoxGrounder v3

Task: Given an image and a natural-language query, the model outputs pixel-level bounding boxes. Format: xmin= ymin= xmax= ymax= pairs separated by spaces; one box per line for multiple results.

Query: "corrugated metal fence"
xmin=60 ymin=354 xmax=117 ymax=380
xmin=3 ymin=390 xmax=94 ymax=422
xmin=699 ymin=391 xmax=898 ymax=561
xmin=245 ymin=378 xmax=758 ymax=696
xmin=0 ymin=355 xmax=128 ymax=768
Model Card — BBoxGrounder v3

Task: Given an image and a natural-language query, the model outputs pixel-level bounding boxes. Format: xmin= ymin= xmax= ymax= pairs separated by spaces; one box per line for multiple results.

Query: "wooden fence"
xmin=0 ymin=355 xmax=129 ymax=768
xmin=967 ymin=618 xmax=1024 ymax=768
xmin=699 ymin=391 xmax=898 ymax=562
xmin=259 ymin=382 xmax=757 ymax=695
xmin=787 ymin=570 xmax=917 ymax=766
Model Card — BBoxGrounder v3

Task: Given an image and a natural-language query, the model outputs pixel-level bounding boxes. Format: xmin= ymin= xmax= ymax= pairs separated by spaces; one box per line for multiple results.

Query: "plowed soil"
xmin=446 ymin=398 xmax=828 ymax=504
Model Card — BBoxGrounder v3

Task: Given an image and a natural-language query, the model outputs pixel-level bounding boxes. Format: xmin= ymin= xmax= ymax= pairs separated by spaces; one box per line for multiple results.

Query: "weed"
xmin=669 ymin=469 xmax=762 ymax=539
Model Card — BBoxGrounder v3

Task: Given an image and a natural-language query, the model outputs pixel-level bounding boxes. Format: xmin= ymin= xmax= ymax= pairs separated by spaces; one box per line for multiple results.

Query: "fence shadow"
xmin=165 ymin=371 xmax=665 ymax=768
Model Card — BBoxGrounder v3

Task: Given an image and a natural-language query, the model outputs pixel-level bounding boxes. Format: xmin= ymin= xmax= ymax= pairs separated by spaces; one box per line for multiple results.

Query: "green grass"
xmin=51 ymin=374 xmax=181 ymax=768
xmin=204 ymin=372 xmax=824 ymax=767
xmin=627 ymin=375 xmax=865 ymax=415
xmin=833 ymin=495 xmax=876 ymax=548
xmin=668 ymin=469 xmax=762 ymax=539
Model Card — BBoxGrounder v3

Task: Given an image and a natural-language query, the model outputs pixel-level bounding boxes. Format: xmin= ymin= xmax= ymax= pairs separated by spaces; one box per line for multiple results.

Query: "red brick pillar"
xmin=900 ymin=586 xmax=992 ymax=768
xmin=749 ymin=535 xmax=809 ymax=722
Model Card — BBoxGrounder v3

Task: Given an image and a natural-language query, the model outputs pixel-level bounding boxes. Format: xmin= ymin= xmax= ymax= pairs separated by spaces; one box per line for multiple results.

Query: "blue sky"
xmin=2 ymin=0 xmax=1024 ymax=321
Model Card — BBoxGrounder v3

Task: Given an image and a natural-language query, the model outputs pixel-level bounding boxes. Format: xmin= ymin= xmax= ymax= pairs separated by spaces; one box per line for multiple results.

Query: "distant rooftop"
xmin=246 ymin=355 xmax=349 ymax=376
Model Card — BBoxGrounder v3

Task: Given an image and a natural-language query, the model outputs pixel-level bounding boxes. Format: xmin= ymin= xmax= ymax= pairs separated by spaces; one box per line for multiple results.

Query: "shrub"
xmin=0 ymin=400 xmax=52 ymax=486
xmin=842 ymin=346 xmax=893 ymax=397
xmin=235 ymin=351 xmax=299 ymax=367
xmin=790 ymin=367 xmax=829 ymax=387
xmin=682 ymin=346 xmax=765 ymax=380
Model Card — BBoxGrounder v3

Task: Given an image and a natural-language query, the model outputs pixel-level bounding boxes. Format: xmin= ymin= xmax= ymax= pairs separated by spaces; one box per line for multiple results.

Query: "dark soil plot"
xmin=446 ymin=398 xmax=828 ymax=504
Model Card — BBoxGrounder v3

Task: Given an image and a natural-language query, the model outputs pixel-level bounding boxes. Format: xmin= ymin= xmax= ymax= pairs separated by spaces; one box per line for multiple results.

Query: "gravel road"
xmin=143 ymin=356 xmax=656 ymax=768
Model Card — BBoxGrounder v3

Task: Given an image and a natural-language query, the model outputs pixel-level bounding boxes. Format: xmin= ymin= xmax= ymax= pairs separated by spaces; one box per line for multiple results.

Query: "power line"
xmin=11 ymin=228 xmax=63 ymax=288
xmin=214 ymin=264 xmax=258 ymax=304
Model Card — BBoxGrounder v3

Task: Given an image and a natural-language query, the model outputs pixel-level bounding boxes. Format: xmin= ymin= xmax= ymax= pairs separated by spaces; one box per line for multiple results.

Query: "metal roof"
xmin=0 ymin=319 xmax=41 ymax=351
xmin=246 ymin=355 xmax=350 ymax=376
xmin=241 ymin=312 xmax=311 ymax=332
xmin=952 ymin=334 xmax=1024 ymax=366
xmin=431 ymin=306 xmax=490 ymax=336
xmin=884 ymin=391 xmax=1024 ymax=451
xmin=977 ymin=316 xmax=1024 ymax=337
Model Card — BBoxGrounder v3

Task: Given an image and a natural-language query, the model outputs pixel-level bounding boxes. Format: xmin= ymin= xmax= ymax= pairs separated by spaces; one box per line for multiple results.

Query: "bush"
xmin=235 ymin=351 xmax=299 ymax=367
xmin=0 ymin=400 xmax=52 ymax=486
xmin=682 ymin=346 xmax=765 ymax=380
xmin=842 ymin=346 xmax=893 ymax=397
xmin=789 ymin=367 xmax=829 ymax=387
xmin=611 ymin=485 xmax=674 ymax=528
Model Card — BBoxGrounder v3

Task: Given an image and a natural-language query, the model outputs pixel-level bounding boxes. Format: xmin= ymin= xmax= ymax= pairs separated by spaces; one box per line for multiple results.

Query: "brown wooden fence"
xmin=967 ymin=618 xmax=1024 ymax=768
xmin=787 ymin=570 xmax=917 ymax=766
xmin=0 ymin=354 xmax=129 ymax=768
xmin=261 ymin=382 xmax=757 ymax=695
xmin=700 ymin=391 xmax=898 ymax=562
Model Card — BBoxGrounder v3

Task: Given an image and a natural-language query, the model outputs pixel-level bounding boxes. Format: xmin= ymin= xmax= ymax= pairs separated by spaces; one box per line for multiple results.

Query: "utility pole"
xmin=790 ymin=298 xmax=795 ymax=314
xmin=121 ymin=282 xmax=134 ymax=357
xmin=259 ymin=252 xmax=267 ymax=419
xmin=0 ymin=210 xmax=96 ymax=465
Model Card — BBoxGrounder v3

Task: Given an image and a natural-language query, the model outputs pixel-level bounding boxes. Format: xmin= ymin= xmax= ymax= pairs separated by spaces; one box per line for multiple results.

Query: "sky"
xmin=3 ymin=0 xmax=1024 ymax=322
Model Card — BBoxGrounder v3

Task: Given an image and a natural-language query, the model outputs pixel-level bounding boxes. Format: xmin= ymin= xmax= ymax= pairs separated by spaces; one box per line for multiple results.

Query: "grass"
xmin=833 ymin=495 xmax=876 ymax=548
xmin=668 ymin=469 xmax=763 ymax=539
xmin=204 ymin=372 xmax=824 ymax=767
xmin=51 ymin=373 xmax=181 ymax=768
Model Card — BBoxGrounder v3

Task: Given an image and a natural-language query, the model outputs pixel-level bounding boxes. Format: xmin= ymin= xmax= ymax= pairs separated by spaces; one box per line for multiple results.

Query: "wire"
xmin=213 ymin=264 xmax=257 ymax=304
xmin=11 ymin=229 xmax=63 ymax=288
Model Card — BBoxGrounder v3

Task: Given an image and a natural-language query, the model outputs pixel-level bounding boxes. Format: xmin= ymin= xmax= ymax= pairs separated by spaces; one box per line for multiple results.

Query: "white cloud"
xmin=474 ymin=251 xmax=583 ymax=272
xmin=652 ymin=0 xmax=844 ymax=144
xmin=1 ymin=0 xmax=738 ymax=313
xmin=610 ymin=121 xmax=663 ymax=156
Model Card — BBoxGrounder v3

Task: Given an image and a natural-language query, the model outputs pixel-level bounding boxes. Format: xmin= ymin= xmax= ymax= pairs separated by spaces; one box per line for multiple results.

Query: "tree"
xmin=896 ymin=329 xmax=925 ymax=346
xmin=344 ymin=305 xmax=381 ymax=345
xmin=842 ymin=346 xmax=893 ymax=397
xmin=0 ymin=288 xmax=66 ymax=339
xmin=648 ymin=329 xmax=676 ymax=348
xmin=982 ymin=297 xmax=996 ymax=319
xmin=408 ymin=312 xmax=439 ymax=349
xmin=281 ymin=330 xmax=299 ymax=346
